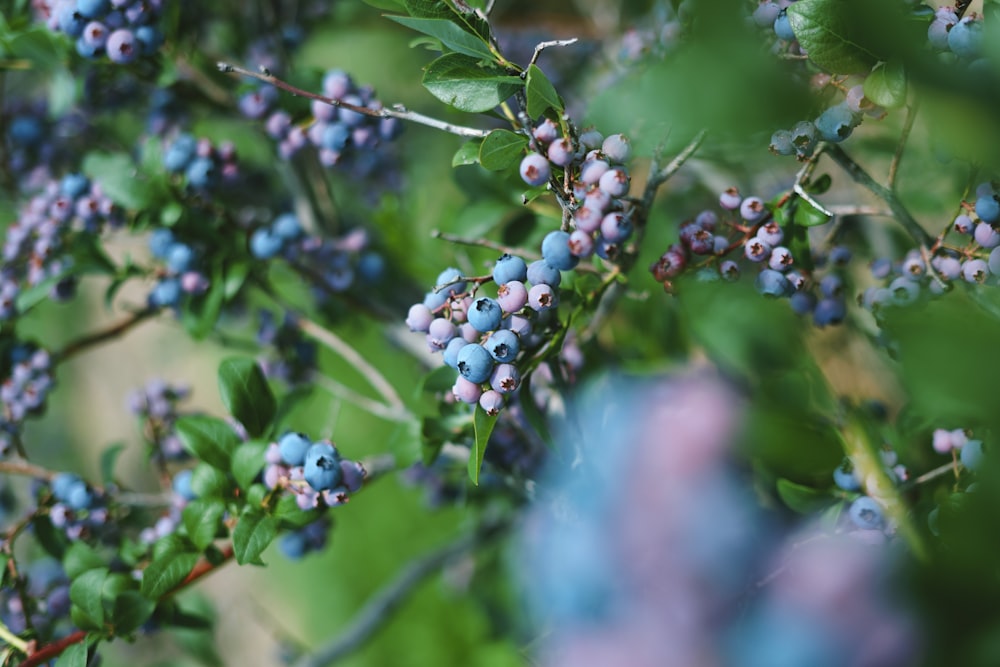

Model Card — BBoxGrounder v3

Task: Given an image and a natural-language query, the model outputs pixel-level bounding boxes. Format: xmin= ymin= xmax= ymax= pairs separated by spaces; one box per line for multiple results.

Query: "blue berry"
xmin=547 ymin=138 xmax=574 ymax=167
xmin=541 ymin=231 xmax=579 ymax=271
xmin=185 ymin=156 xmax=217 ymax=189
xmin=947 ymin=16 xmax=983 ymax=59
xmin=163 ymin=134 xmax=197 ymax=172
xmin=443 ymin=337 xmax=469 ymax=368
xmin=52 ymin=473 xmax=82 ymax=503
xmin=773 ymin=9 xmax=795 ymax=40
xmin=889 ymin=276 xmax=920 ymax=304
xmin=279 ymin=532 xmax=308 ymax=559
xmin=250 ymin=228 xmax=283 ymax=259
xmin=519 ymin=153 xmax=551 ymax=187
xmin=166 ymin=243 xmax=194 ymax=274
xmin=769 ymin=130 xmax=794 ymax=156
xmin=172 ymin=469 xmax=197 ymax=501
xmin=528 ymin=283 xmax=558 ymax=311
xmin=479 ymin=390 xmax=504 ymax=416
xmin=456 ymin=343 xmax=494 ymax=383
xmin=279 ymin=432 xmax=312 ymax=466
xmin=754 ymin=269 xmax=791 ymax=297
xmin=962 ymin=259 xmax=989 ymax=284
xmin=601 ymin=133 xmax=631 ymax=163
xmin=150 ymin=278 xmax=181 ymax=307
xmin=484 ymin=329 xmax=520 ymax=363
xmin=497 ymin=280 xmax=528 ymax=313
xmin=976 ymin=195 xmax=1000 ymax=223
xmin=526 ymin=260 xmax=562 ymax=287
xmin=106 ymin=29 xmax=138 ymax=64
xmin=273 ymin=213 xmax=302 ymax=241
xmin=77 ymin=0 xmax=111 ymax=18
xmin=598 ymin=167 xmax=629 ymax=197
xmin=961 ymin=439 xmax=984 ymax=471
xmin=739 ymin=196 xmax=766 ymax=223
xmin=435 ymin=267 xmax=466 ymax=296
xmin=66 ymin=480 xmax=93 ymax=511
xmin=468 ymin=297 xmax=503 ymax=333
xmin=833 ymin=460 xmax=861 ymax=491
xmin=815 ymin=103 xmax=858 ymax=143
xmin=492 ymin=254 xmax=527 ymax=285
xmin=813 ymin=297 xmax=846 ymax=327
xmin=490 ymin=363 xmax=521 ymax=394
xmin=134 ymin=25 xmax=163 ymax=55
xmin=60 ymin=174 xmax=90 ymax=199
xmin=452 ymin=376 xmax=483 ymax=405
xmin=303 ymin=442 xmax=342 ymax=491
xmin=848 ymin=496 xmax=885 ymax=530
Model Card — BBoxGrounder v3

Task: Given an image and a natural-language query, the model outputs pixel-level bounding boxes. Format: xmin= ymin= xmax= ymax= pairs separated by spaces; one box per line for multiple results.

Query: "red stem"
xmin=17 ymin=544 xmax=235 ymax=667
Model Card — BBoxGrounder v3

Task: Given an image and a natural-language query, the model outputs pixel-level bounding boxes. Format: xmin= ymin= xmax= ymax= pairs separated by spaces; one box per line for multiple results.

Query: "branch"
xmin=528 ymin=38 xmax=579 ymax=68
xmin=217 ymin=64 xmax=489 ymax=139
xmin=52 ymin=308 xmax=157 ymax=364
xmin=431 ymin=229 xmax=541 ymax=261
xmin=824 ymin=144 xmax=934 ymax=248
xmin=308 ymin=372 xmax=413 ymax=423
xmin=292 ymin=520 xmax=508 ymax=667
xmin=0 ymin=459 xmax=57 ymax=481
xmin=888 ymin=100 xmax=919 ymax=191
xmin=641 ymin=130 xmax=707 ymax=211
xmin=295 ymin=317 xmax=406 ymax=413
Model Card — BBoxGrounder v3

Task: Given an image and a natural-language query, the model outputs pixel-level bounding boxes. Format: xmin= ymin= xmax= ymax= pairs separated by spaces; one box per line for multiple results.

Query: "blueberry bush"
xmin=1 ymin=0 xmax=999 ymax=665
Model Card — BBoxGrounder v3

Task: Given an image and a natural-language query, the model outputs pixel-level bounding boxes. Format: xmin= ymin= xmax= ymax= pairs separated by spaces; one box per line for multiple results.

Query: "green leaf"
xmin=363 ymin=0 xmax=404 ymax=9
xmin=183 ymin=263 xmax=226 ymax=339
xmin=518 ymin=373 xmax=551 ymax=446
xmin=56 ymin=642 xmax=88 ymax=667
xmin=863 ymin=60 xmax=907 ymax=108
xmin=479 ymin=129 xmax=528 ymax=171
xmin=190 ymin=463 xmax=232 ymax=499
xmin=468 ymin=404 xmax=499 ymax=485
xmin=141 ymin=552 xmax=200 ymax=599
xmin=70 ymin=568 xmax=109 ymax=630
xmin=217 ymin=357 xmax=276 ymax=438
xmin=525 ymin=64 xmax=562 ymax=118
xmin=404 ymin=0 xmax=491 ymax=40
xmin=793 ymin=197 xmax=832 ymax=227
xmin=63 ymin=542 xmax=105 ymax=580
xmin=232 ymin=510 xmax=278 ymax=565
xmin=223 ymin=260 xmax=250 ymax=300
xmin=99 ymin=443 xmax=126 ymax=486
xmin=231 ymin=440 xmax=268 ymax=491
xmin=388 ymin=16 xmax=494 ymax=60
xmin=273 ymin=494 xmax=322 ymax=528
xmin=175 ymin=416 xmax=240 ymax=470
xmin=82 ymin=152 xmax=157 ymax=210
xmin=452 ymin=139 xmax=482 ymax=166
xmin=803 ymin=174 xmax=832 ymax=195
xmin=182 ymin=500 xmax=225 ymax=551
xmin=776 ymin=478 xmax=833 ymax=514
xmin=422 ymin=53 xmax=523 ymax=113
xmin=110 ymin=591 xmax=156 ymax=635
xmin=786 ymin=0 xmax=880 ymax=74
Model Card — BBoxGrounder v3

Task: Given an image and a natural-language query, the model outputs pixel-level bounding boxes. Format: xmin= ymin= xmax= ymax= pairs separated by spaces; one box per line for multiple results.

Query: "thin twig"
xmin=528 ymin=39 xmax=579 ymax=68
xmin=295 ymin=318 xmax=405 ymax=412
xmin=52 ymin=308 xmax=157 ymax=364
xmin=218 ymin=64 xmax=489 ymax=139
xmin=431 ymin=229 xmax=542 ymax=261
xmin=292 ymin=520 xmax=508 ymax=667
xmin=824 ymin=144 xmax=934 ymax=248
xmin=641 ymin=130 xmax=707 ymax=211
xmin=308 ymin=372 xmax=413 ymax=423
xmin=0 ymin=459 xmax=56 ymax=481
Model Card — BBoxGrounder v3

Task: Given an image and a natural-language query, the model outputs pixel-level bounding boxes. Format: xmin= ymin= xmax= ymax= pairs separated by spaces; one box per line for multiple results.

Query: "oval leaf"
xmin=232 ymin=509 xmax=278 ymax=565
xmin=182 ymin=499 xmax=226 ymax=551
xmin=468 ymin=404 xmax=499 ymax=485
xmin=140 ymin=552 xmax=200 ymax=599
xmin=526 ymin=64 xmax=562 ymax=119
xmin=218 ymin=357 xmax=276 ymax=438
xmin=69 ymin=568 xmax=109 ymax=630
xmin=776 ymin=478 xmax=832 ymax=514
xmin=423 ymin=53 xmax=523 ymax=113
xmin=231 ymin=440 xmax=268 ymax=491
xmin=786 ymin=0 xmax=880 ymax=74
xmin=388 ymin=16 xmax=495 ymax=60
xmin=452 ymin=139 xmax=482 ymax=166
xmin=863 ymin=60 xmax=907 ymax=109
xmin=175 ymin=415 xmax=240 ymax=470
xmin=479 ymin=129 xmax=528 ymax=171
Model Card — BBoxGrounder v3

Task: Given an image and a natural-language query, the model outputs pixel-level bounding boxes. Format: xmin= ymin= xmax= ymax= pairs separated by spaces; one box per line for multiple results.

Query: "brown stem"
xmin=52 ymin=309 xmax=157 ymax=365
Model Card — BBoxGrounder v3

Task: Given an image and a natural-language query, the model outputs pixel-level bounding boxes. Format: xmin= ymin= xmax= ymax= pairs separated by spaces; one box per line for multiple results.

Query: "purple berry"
xmin=106 ymin=29 xmax=139 ymax=64
xmin=520 ymin=153 xmax=551 ymax=187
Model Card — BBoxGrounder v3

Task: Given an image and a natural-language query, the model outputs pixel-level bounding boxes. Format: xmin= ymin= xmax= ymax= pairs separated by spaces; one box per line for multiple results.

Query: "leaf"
xmin=803 ymin=174 xmax=832 ymax=195
xmin=863 ymin=60 xmax=907 ymax=108
xmin=183 ymin=263 xmax=226 ymax=339
xmin=786 ymin=0 xmax=880 ymax=74
xmin=175 ymin=416 xmax=240 ymax=470
xmin=110 ymin=591 xmax=156 ymax=635
xmin=479 ymin=129 xmax=528 ymax=171
xmin=422 ymin=53 xmax=523 ymax=113
xmin=232 ymin=509 xmax=277 ymax=565
xmin=525 ymin=64 xmax=562 ymax=118
xmin=404 ymin=0 xmax=490 ymax=40
xmin=99 ymin=443 xmax=126 ymax=485
xmin=82 ymin=152 xmax=157 ymax=210
xmin=452 ymin=139 xmax=482 ymax=166
xmin=273 ymin=495 xmax=322 ymax=528
xmin=70 ymin=568 xmax=109 ymax=630
xmin=141 ymin=552 xmax=200 ymax=599
xmin=468 ymin=404 xmax=499 ymax=485
xmin=776 ymin=478 xmax=833 ymax=513
xmin=518 ymin=373 xmax=552 ymax=446
xmin=182 ymin=500 xmax=225 ymax=551
xmin=231 ymin=440 xmax=268 ymax=491
xmin=56 ymin=642 xmax=88 ymax=667
xmin=793 ymin=197 xmax=832 ymax=227
xmin=388 ymin=16 xmax=494 ymax=60
xmin=363 ymin=0 xmax=404 ymax=8
xmin=217 ymin=357 xmax=276 ymax=438
xmin=190 ymin=463 xmax=232 ymax=499
xmin=63 ymin=542 xmax=105 ymax=579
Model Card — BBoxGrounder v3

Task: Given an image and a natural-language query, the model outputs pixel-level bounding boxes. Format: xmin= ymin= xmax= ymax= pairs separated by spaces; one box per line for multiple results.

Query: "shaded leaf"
xmin=776 ymin=478 xmax=833 ymax=513
xmin=232 ymin=509 xmax=277 ymax=565
xmin=182 ymin=500 xmax=225 ymax=551
xmin=175 ymin=416 xmax=240 ymax=470
xmin=217 ymin=357 xmax=276 ymax=438
xmin=82 ymin=152 xmax=158 ymax=210
xmin=453 ymin=139 xmax=482 ymax=166
xmin=786 ymin=0 xmax=880 ymax=74
xmin=141 ymin=552 xmax=200 ymax=599
xmin=70 ymin=568 xmax=108 ymax=630
xmin=468 ymin=404 xmax=499 ymax=485
xmin=525 ymin=64 xmax=562 ymax=118
xmin=423 ymin=53 xmax=522 ymax=113
xmin=388 ymin=16 xmax=494 ymax=60
xmin=864 ymin=60 xmax=907 ymax=108
xmin=231 ymin=440 xmax=268 ymax=491
xmin=479 ymin=129 xmax=528 ymax=171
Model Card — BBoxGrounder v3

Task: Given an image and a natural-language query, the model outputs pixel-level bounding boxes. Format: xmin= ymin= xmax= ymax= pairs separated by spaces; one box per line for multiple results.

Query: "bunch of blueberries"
xmin=0 ymin=559 xmax=72 ymax=642
xmin=161 ymin=132 xmax=241 ymax=193
xmin=651 ymin=187 xmax=851 ymax=326
xmin=263 ymin=432 xmax=366 ymax=512
xmin=40 ymin=0 xmax=165 ymax=63
xmin=0 ymin=346 xmax=55 ymax=456
xmin=47 ymin=471 xmax=110 ymax=542
xmin=244 ymin=68 xmax=403 ymax=176
xmin=127 ymin=378 xmax=192 ymax=461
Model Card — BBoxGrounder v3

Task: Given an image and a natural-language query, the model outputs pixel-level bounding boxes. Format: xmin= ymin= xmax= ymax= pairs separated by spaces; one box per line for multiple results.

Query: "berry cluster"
xmin=146 ymin=227 xmax=214 ymax=309
xmin=769 ymin=82 xmax=883 ymax=159
xmin=47 ymin=471 xmax=111 ymax=541
xmin=249 ymin=69 xmax=403 ymax=177
xmin=277 ymin=516 xmax=332 ymax=560
xmin=39 ymin=0 xmax=165 ymax=63
xmin=161 ymin=132 xmax=241 ymax=192
xmin=263 ymin=432 xmax=366 ymax=510
xmin=127 ymin=378 xmax=192 ymax=461
xmin=928 ymin=8 xmax=985 ymax=63
xmin=256 ymin=310 xmax=317 ymax=386
xmin=932 ymin=427 xmax=984 ymax=472
xmin=0 ymin=346 xmax=55 ymax=456
xmin=2 ymin=173 xmax=123 ymax=320
xmin=861 ymin=182 xmax=1000 ymax=313
xmin=651 ymin=188 xmax=850 ymax=326
xmin=0 ymin=560 xmax=72 ymax=641
xmin=833 ymin=447 xmax=910 ymax=537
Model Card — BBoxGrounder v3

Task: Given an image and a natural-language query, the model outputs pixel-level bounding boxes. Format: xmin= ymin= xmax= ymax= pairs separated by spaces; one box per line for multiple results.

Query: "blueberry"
xmin=519 ymin=153 xmax=551 ymax=187
xmin=490 ymin=363 xmax=521 ymax=394
xmin=456 ymin=343 xmax=494 ymax=383
xmin=321 ymin=123 xmax=350 ymax=151
xmin=541 ymin=231 xmax=579 ymax=271
xmin=812 ymin=297 xmax=846 ymax=327
xmin=773 ymin=9 xmax=795 ymax=40
xmin=452 ymin=376 xmax=483 ymax=405
xmin=106 ymin=28 xmax=139 ymax=64
xmin=52 ymin=473 xmax=82 ymax=503
xmin=76 ymin=0 xmax=111 ymax=18
xmin=497 ymin=280 xmax=529 ymax=313
xmin=833 ymin=459 xmax=861 ymax=491
xmin=135 ymin=25 xmax=163 ymax=55
xmin=60 ymin=174 xmax=91 ymax=199
xmin=947 ymin=16 xmax=983 ymax=59
xmin=492 ymin=254 xmax=528 ymax=285
xmin=754 ymin=269 xmax=791 ymax=297
xmin=598 ymin=167 xmax=629 ymax=197
xmin=528 ymin=283 xmax=558 ymax=311
xmin=164 ymin=134 xmax=197 ymax=172
xmin=279 ymin=532 xmax=308 ymax=559
xmin=600 ymin=213 xmax=632 ymax=243
xmin=976 ymin=195 xmax=1000 ymax=224
xmin=250 ymin=228 xmax=283 ymax=259
xmin=150 ymin=278 xmax=181 ymax=307
xmin=443 ymin=337 xmax=470 ymax=368
xmin=601 ymin=133 xmax=631 ymax=163
xmin=962 ymin=258 xmax=990 ymax=284
xmin=848 ymin=496 xmax=885 ymax=530
xmin=405 ymin=304 xmax=434 ymax=332
xmin=467 ymin=297 xmax=502 ymax=333
xmin=435 ymin=267 xmax=466 ymax=296
xmin=479 ymin=390 xmax=504 ymax=416
xmin=172 ymin=469 xmax=197 ymax=501
xmin=272 ymin=213 xmax=302 ymax=241
xmin=769 ymin=129 xmax=794 ymax=156
xmin=739 ymin=196 xmax=767 ymax=223
xmin=279 ymin=432 xmax=312 ymax=466
xmin=526 ymin=260 xmax=562 ymax=288
xmin=547 ymin=138 xmax=574 ymax=167
xmin=961 ymin=439 xmax=984 ymax=471
xmin=166 ymin=243 xmax=194 ymax=274
xmin=303 ymin=442 xmax=342 ymax=491
xmin=66 ymin=480 xmax=93 ymax=511
xmin=484 ymin=329 xmax=520 ymax=363
xmin=185 ymin=156 xmax=217 ymax=189
xmin=815 ymin=103 xmax=859 ymax=143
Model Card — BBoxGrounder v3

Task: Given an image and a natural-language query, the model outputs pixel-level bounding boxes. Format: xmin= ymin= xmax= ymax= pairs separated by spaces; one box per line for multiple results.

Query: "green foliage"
xmin=786 ymin=0 xmax=880 ymax=74
xmin=232 ymin=509 xmax=278 ymax=566
xmin=468 ymin=404 xmax=498 ymax=485
xmin=479 ymin=130 xmax=528 ymax=171
xmin=422 ymin=53 xmax=523 ymax=112
xmin=217 ymin=358 xmax=276 ymax=438
xmin=175 ymin=417 xmax=240 ymax=470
